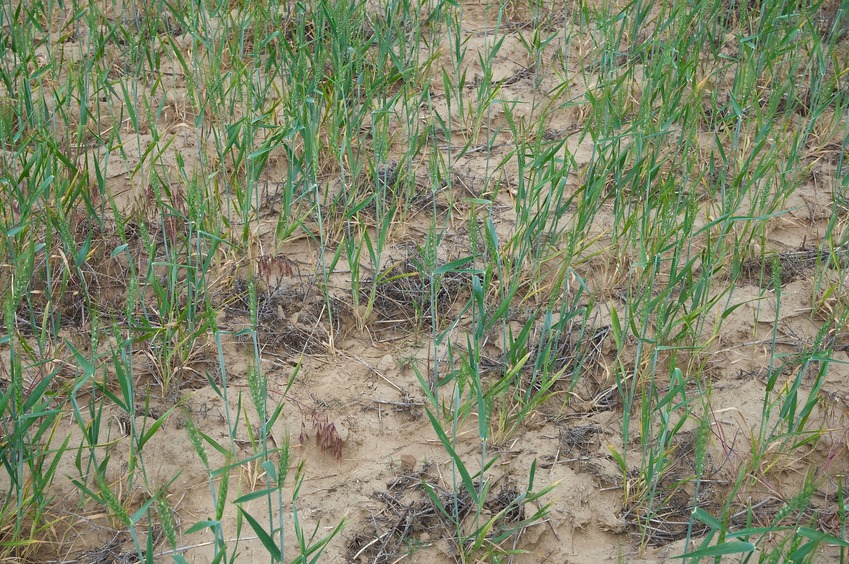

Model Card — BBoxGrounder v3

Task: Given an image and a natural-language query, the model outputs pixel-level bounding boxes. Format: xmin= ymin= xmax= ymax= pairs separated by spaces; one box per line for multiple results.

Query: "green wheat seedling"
xmin=411 ymin=267 xmax=558 ymax=560
xmin=0 ymin=298 xmax=69 ymax=560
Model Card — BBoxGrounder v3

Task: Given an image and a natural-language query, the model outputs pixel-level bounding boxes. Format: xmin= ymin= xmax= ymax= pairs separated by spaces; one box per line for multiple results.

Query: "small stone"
xmin=377 ymin=354 xmax=394 ymax=372
xmin=400 ymin=454 xmax=416 ymax=471
xmin=334 ymin=422 xmax=349 ymax=442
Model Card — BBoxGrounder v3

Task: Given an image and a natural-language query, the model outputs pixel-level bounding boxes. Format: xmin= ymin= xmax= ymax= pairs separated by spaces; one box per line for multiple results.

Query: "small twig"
xmin=342 ymin=353 xmax=404 ymax=393
xmin=351 ymin=530 xmax=391 ymax=561
xmin=534 ymin=499 xmax=561 ymax=541
xmin=154 ymin=536 xmax=259 ymax=557
xmin=374 ymin=400 xmax=424 ymax=408
xmin=548 ymin=441 xmax=562 ymax=479
xmin=539 ymin=456 xmax=590 ymax=468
